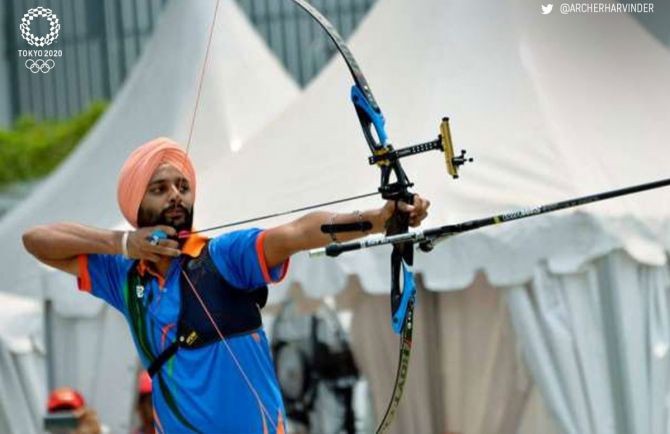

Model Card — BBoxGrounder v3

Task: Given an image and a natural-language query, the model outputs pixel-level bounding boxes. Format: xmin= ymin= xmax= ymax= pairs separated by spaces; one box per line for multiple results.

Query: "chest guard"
xmin=126 ymin=242 xmax=268 ymax=377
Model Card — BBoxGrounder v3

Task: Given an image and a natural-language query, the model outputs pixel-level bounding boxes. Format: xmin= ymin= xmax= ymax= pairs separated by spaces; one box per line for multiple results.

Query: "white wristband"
xmin=121 ymin=231 xmax=130 ymax=258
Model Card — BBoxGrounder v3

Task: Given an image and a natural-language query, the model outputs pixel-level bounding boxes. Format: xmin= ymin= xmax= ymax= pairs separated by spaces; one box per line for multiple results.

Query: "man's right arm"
xmin=22 ymin=223 xmax=181 ymax=277
xmin=22 ymin=223 xmax=125 ymax=276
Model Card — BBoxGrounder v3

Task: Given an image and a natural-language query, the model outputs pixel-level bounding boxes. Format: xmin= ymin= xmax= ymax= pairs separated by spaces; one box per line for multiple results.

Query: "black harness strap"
xmin=127 ymin=241 xmax=268 ymax=378
xmin=148 ymin=340 xmax=179 ymax=377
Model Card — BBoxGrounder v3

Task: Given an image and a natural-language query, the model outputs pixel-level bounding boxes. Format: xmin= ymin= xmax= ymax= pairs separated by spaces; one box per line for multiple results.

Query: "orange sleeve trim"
xmin=256 ymin=231 xmax=272 ymax=283
xmin=255 ymin=231 xmax=290 ymax=284
xmin=77 ymin=255 xmax=92 ymax=293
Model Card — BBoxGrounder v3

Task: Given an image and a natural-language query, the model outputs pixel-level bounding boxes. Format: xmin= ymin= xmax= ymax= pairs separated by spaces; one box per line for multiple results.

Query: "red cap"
xmin=138 ymin=370 xmax=152 ymax=395
xmin=47 ymin=387 xmax=85 ymax=412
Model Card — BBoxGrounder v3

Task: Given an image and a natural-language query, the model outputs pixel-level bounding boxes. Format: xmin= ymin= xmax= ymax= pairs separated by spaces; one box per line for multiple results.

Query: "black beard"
xmin=137 ymin=204 xmax=193 ymax=234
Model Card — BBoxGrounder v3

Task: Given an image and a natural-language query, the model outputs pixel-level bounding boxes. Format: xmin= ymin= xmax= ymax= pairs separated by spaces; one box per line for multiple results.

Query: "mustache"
xmin=161 ymin=204 xmax=189 ymax=215
xmin=137 ymin=204 xmax=193 ymax=231
xmin=157 ymin=205 xmax=193 ymax=235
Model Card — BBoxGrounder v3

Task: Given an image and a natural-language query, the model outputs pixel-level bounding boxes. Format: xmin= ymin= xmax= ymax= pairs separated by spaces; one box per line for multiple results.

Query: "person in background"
xmin=133 ymin=370 xmax=155 ymax=434
xmin=45 ymin=387 xmax=104 ymax=434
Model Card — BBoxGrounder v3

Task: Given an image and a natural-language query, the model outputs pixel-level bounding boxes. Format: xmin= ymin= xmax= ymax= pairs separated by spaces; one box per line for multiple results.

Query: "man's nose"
xmin=168 ymin=184 xmax=182 ymax=203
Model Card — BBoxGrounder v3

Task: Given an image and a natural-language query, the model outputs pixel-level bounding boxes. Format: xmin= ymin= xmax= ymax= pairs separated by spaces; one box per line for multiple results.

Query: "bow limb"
xmin=288 ymin=1 xmax=416 ymax=432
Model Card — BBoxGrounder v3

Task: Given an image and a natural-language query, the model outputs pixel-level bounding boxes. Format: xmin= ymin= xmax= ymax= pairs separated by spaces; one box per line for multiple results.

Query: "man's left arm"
xmin=262 ymin=195 xmax=430 ymax=268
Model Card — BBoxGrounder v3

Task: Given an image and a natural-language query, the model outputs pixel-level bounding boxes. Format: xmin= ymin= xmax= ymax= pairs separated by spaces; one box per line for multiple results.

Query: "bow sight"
xmin=367 ymin=117 xmax=474 ymax=179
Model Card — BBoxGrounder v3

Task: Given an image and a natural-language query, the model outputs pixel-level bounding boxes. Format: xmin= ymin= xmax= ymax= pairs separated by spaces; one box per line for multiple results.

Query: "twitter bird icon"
xmin=541 ymin=4 xmax=553 ymax=14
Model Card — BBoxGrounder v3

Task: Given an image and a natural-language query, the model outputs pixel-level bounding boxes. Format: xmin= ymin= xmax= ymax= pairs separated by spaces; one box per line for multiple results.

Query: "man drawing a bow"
xmin=23 ymin=137 xmax=430 ymax=433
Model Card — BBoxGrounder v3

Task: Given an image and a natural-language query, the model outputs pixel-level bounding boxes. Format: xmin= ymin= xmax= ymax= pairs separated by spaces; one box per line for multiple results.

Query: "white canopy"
xmin=192 ymin=0 xmax=670 ymax=298
xmin=0 ymin=292 xmax=44 ymax=434
xmin=192 ymin=0 xmax=670 ymax=432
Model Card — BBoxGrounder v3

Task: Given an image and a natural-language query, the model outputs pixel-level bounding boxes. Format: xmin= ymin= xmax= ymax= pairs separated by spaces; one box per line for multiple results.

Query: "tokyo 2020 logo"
xmin=20 ymin=7 xmax=61 ymax=47
xmin=17 ymin=7 xmax=62 ymax=74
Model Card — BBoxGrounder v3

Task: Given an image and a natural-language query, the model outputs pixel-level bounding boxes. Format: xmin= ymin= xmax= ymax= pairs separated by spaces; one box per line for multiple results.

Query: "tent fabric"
xmin=47 ymin=308 xmax=137 ymax=433
xmin=0 ymin=347 xmax=45 ymax=434
xmin=195 ymin=0 xmax=670 ymax=297
xmin=506 ymin=253 xmax=670 ymax=434
xmin=349 ymin=276 xmax=560 ymax=433
xmin=0 ymin=292 xmax=45 ymax=434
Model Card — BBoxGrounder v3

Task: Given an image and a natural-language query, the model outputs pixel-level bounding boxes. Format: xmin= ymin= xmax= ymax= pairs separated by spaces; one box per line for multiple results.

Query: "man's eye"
xmin=179 ymin=185 xmax=189 ymax=193
xmin=151 ymin=187 xmax=165 ymax=194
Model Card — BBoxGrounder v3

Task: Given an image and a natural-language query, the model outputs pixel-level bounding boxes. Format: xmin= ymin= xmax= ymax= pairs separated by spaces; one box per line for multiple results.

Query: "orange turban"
xmin=117 ymin=137 xmax=196 ymax=228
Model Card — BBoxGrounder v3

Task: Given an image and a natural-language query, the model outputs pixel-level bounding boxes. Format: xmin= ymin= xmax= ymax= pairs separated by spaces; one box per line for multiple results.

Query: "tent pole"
xmin=42 ymin=273 xmax=55 ymax=393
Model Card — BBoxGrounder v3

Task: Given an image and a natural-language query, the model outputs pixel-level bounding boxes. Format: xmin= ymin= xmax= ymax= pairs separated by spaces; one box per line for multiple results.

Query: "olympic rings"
xmin=24 ymin=59 xmax=55 ymax=74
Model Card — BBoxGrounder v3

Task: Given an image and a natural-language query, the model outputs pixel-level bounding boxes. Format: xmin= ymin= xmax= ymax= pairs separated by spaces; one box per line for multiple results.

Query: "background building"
xmin=1 ymin=0 xmax=376 ymax=123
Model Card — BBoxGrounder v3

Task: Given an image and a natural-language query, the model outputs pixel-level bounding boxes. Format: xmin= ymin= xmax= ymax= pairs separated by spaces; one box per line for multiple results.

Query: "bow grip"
xmin=385 ymin=192 xmax=415 ymax=236
xmin=387 ymin=192 xmax=416 ymax=335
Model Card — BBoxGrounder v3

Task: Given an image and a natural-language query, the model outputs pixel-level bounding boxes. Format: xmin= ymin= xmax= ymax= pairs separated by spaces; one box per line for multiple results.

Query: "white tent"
xmin=0 ymin=292 xmax=44 ymax=434
xmin=191 ymin=0 xmax=670 ymax=432
xmin=0 ymin=0 xmax=299 ymax=432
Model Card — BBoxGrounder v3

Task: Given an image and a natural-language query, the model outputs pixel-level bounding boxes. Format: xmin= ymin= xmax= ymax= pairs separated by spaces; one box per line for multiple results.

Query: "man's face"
xmin=137 ymin=164 xmax=194 ymax=233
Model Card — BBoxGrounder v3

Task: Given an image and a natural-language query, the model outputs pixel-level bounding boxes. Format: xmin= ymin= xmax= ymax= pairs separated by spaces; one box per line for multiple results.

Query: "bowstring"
xmin=185 ymin=191 xmax=379 ymax=236
xmin=181 ymin=270 xmax=277 ymax=428
xmin=182 ymin=0 xmax=220 ymax=160
xmin=175 ymin=0 xmax=278 ymax=430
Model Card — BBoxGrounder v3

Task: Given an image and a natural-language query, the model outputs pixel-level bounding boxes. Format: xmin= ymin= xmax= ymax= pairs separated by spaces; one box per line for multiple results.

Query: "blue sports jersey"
xmin=78 ymin=229 xmax=288 ymax=433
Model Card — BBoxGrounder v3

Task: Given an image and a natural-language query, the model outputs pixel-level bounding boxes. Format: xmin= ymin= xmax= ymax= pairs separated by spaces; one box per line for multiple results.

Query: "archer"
xmin=22 ymin=137 xmax=430 ymax=433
